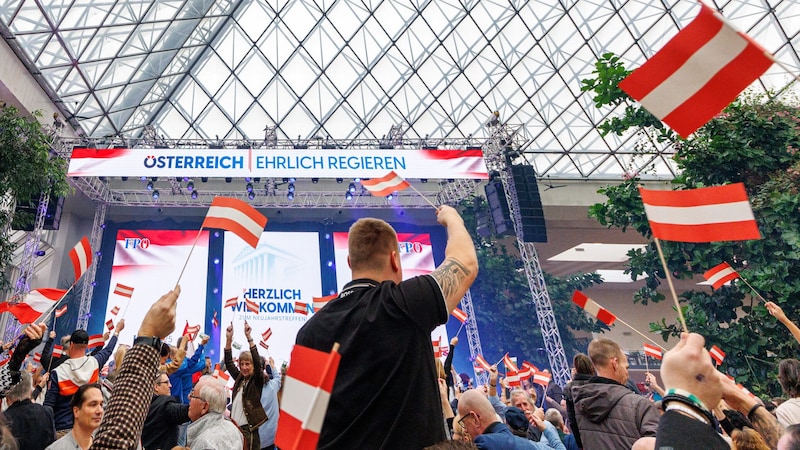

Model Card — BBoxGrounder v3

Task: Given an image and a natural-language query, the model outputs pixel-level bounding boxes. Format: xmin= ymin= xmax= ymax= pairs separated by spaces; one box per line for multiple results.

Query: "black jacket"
xmin=225 ymin=344 xmax=268 ymax=429
xmin=142 ymin=394 xmax=190 ymax=450
xmin=3 ymin=398 xmax=55 ymax=450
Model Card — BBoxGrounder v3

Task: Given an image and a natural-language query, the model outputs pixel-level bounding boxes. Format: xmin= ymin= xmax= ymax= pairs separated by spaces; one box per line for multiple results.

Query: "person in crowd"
xmin=0 ymin=415 xmax=17 ymax=450
xmin=39 ymin=331 xmax=69 ymax=372
xmin=0 ymin=323 xmax=46 ymax=397
xmin=644 ymin=371 xmax=665 ymax=400
xmin=767 ymin=302 xmax=800 ymax=345
xmin=731 ymin=426 xmax=771 ymax=450
xmin=571 ymin=338 xmax=659 ymax=449
xmin=45 ymin=383 xmax=103 ymax=450
xmin=457 ymin=389 xmax=565 ymax=449
xmin=169 ymin=333 xmax=209 ymax=404
xmin=542 ymin=370 xmax=564 ymax=405
xmin=543 ymin=409 xmax=578 ymax=450
xmin=777 ymin=359 xmax=800 ymax=427
xmin=453 ymin=412 xmax=472 ymax=442
xmin=295 ymin=206 xmax=478 ymax=448
xmin=445 ymin=336 xmax=458 ymax=396
xmin=100 ymin=345 xmax=127 ymax=405
xmin=159 ymin=336 xmax=187 ymax=376
xmin=509 ymin=388 xmax=545 ymax=441
xmin=31 ymin=366 xmax=49 ymax=404
xmin=437 ymin=357 xmax=455 ymax=433
xmin=778 ymin=423 xmax=800 ymax=450
xmin=142 ymin=370 xmax=189 ymax=450
xmin=225 ymin=320 xmax=267 ymax=450
xmin=258 ymin=356 xmax=281 ymax=450
xmin=186 ymin=375 xmax=243 ymax=450
xmin=563 ymin=352 xmax=593 ymax=448
xmin=44 ymin=321 xmax=121 ymax=438
xmin=3 ymin=371 xmax=55 ymax=449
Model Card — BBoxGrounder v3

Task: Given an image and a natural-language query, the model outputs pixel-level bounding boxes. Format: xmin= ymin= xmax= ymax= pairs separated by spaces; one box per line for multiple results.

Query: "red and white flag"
xmin=262 ymin=328 xmax=273 ymax=342
xmin=517 ymin=365 xmax=532 ymax=380
xmin=0 ymin=288 xmax=66 ymax=324
xmin=522 ymin=361 xmax=538 ymax=378
xmin=532 ymin=369 xmax=552 ymax=387
xmin=619 ymin=3 xmax=773 ymax=138
xmin=87 ymin=334 xmax=105 ymax=349
xmin=245 ymin=298 xmax=259 ymax=314
xmin=360 ymin=171 xmax=411 ymax=197
xmin=213 ymin=364 xmax=231 ymax=382
xmin=638 ymin=183 xmax=760 ymax=243
xmin=260 ymin=340 xmax=270 ymax=351
xmin=105 ymin=319 xmax=115 ymax=331
xmin=503 ymin=353 xmax=519 ymax=372
xmin=709 ymin=345 xmax=726 ymax=365
xmin=432 ymin=338 xmax=442 ymax=358
xmin=69 ymin=236 xmax=93 ymax=283
xmin=275 ymin=344 xmax=341 ymax=450
xmin=294 ymin=302 xmax=308 ymax=316
xmin=33 ymin=352 xmax=42 ymax=363
xmin=183 ymin=322 xmax=201 ymax=341
xmin=113 ymin=283 xmax=134 ymax=298
xmin=643 ymin=343 xmax=663 ymax=360
xmin=52 ymin=345 xmax=64 ymax=358
xmin=212 ymin=310 xmax=219 ymax=329
xmin=224 ymin=296 xmax=239 ymax=309
xmin=703 ymin=262 xmax=741 ymax=289
xmin=572 ymin=291 xmax=617 ymax=326
xmin=54 ymin=305 xmax=68 ymax=318
xmin=451 ymin=308 xmax=468 ymax=323
xmin=202 ymin=196 xmax=268 ymax=248
xmin=475 ymin=355 xmax=492 ymax=373
xmin=110 ymin=306 xmax=120 ymax=316
xmin=506 ymin=370 xmax=521 ymax=387
xmin=312 ymin=294 xmax=337 ymax=312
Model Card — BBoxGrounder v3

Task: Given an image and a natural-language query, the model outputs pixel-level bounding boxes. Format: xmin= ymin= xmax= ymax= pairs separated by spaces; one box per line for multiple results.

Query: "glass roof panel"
xmin=1 ymin=0 xmax=798 ymax=179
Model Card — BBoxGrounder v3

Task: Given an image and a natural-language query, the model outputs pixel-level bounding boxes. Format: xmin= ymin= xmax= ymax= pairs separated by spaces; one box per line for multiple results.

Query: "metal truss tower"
xmin=483 ymin=122 xmax=571 ymax=387
xmin=77 ymin=203 xmax=106 ymax=330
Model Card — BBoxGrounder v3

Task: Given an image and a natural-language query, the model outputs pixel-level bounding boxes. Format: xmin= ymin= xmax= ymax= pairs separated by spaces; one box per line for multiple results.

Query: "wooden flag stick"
xmin=653 ymin=238 xmax=688 ymax=333
xmin=406 ymin=183 xmax=439 ymax=209
xmin=737 ymin=276 xmax=767 ymax=302
xmin=176 ymin=227 xmax=205 ymax=286
xmin=615 ymin=316 xmax=667 ymax=351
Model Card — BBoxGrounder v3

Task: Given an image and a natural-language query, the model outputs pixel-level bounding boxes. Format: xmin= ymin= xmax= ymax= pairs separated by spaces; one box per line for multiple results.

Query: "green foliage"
xmin=0 ymin=106 xmax=70 ymax=292
xmin=459 ymin=197 xmax=606 ymax=367
xmin=584 ymin=53 xmax=800 ymax=397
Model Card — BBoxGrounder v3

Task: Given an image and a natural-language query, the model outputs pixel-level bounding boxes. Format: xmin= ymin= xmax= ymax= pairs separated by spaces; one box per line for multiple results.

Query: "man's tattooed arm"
xmin=431 ymin=258 xmax=472 ymax=303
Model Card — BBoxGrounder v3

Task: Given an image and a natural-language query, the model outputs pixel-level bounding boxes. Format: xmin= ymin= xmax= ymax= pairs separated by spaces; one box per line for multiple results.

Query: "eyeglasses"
xmin=189 ymin=394 xmax=207 ymax=403
xmin=458 ymin=411 xmax=477 ymax=427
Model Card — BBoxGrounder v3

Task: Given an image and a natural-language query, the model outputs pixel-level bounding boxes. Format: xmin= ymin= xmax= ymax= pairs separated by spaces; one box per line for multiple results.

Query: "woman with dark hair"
xmin=777 ymin=359 xmax=800 ymax=427
xmin=563 ymin=353 xmax=594 ymax=449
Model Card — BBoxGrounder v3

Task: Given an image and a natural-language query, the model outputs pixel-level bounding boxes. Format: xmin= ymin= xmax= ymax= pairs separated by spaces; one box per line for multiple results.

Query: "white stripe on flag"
xmin=642 ymin=200 xmax=755 ymax=226
xmin=581 ymin=300 xmax=603 ymax=320
xmin=707 ymin=267 xmax=737 ymax=287
xmin=639 ymin=23 xmax=749 ymax=119
xmin=206 ymin=205 xmax=264 ymax=242
xmin=281 ymin=376 xmax=331 ymax=433
xmin=363 ymin=178 xmax=403 ymax=193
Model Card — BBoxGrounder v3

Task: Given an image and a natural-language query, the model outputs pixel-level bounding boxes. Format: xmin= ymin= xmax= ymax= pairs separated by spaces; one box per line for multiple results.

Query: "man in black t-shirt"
xmin=296 ymin=205 xmax=478 ymax=449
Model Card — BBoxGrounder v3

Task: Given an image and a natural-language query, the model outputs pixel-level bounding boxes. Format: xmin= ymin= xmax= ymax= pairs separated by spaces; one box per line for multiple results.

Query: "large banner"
xmin=67 ymin=148 xmax=488 ymax=179
xmin=220 ymin=231 xmax=323 ymax=365
xmin=102 ymin=230 xmax=209 ymax=348
xmin=333 ymin=231 xmax=448 ymax=357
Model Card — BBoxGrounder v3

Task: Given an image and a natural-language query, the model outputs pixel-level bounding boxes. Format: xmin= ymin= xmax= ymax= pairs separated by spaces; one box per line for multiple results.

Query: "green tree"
xmin=459 ymin=197 xmax=607 ymax=368
xmin=582 ymin=53 xmax=800 ymax=397
xmin=0 ymin=106 xmax=70 ymax=293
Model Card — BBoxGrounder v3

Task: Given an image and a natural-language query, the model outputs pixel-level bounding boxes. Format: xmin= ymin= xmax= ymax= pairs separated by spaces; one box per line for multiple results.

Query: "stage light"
xmin=326 ymin=261 xmax=333 ymax=267
xmin=100 ymin=223 xmax=106 ymax=229
xmin=35 ymin=250 xmax=46 ymax=257
xmin=186 ymin=180 xmax=194 ymax=191
xmin=288 ymin=182 xmax=295 ymax=193
xmin=387 ymin=193 xmax=394 ymax=200
xmin=140 ymin=176 xmax=148 ymax=181
xmin=152 ymin=177 xmax=158 ymax=182
xmin=183 ymin=177 xmax=190 ymax=182
xmin=225 ymin=177 xmax=232 ymax=183
xmin=336 ymin=178 xmax=343 ymax=184
xmin=246 ymin=182 xmax=254 ymax=193
xmin=354 ymin=177 xmax=361 ymax=183
xmin=95 ymin=251 xmax=102 ymax=257
xmin=121 ymin=176 xmax=128 ymax=181
xmin=152 ymin=190 xmax=160 ymax=200
xmin=213 ymin=258 xmax=220 ymax=265
xmin=245 ymin=177 xmax=252 ymax=183
xmin=91 ymin=281 xmax=96 ymax=287
xmin=191 ymin=190 xmax=198 ymax=200
xmin=146 ymin=181 xmax=154 ymax=190
xmin=421 ymin=179 xmax=428 ymax=183
xmin=348 ymin=182 xmax=356 ymax=193
xmin=312 ymin=178 xmax=319 ymax=184
xmin=345 ymin=191 xmax=353 ymax=200
xmin=248 ymin=191 xmax=255 ymax=200
xmin=201 ymin=177 xmax=208 ymax=182
xmin=287 ymin=192 xmax=294 ymax=201
xmin=175 ymin=177 xmax=182 ymax=182
xmin=289 ymin=177 xmax=296 ymax=183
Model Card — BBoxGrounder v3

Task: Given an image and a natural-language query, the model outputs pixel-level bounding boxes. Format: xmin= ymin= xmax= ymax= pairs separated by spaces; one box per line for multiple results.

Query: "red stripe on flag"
xmin=451 ymin=308 xmax=468 ymax=323
xmin=245 ymin=298 xmax=259 ymax=314
xmin=709 ymin=345 xmax=725 ymax=365
xmin=643 ymin=343 xmax=663 ymax=360
xmin=475 ymin=355 xmax=491 ymax=372
xmin=113 ymin=283 xmax=135 ymax=298
xmin=88 ymin=334 xmax=105 ymax=349
xmin=294 ymin=302 xmax=307 ymax=315
xmin=224 ymin=296 xmax=238 ymax=309
xmin=360 ymin=171 xmax=411 ymax=197
xmin=503 ymin=353 xmax=518 ymax=372
xmin=55 ymin=305 xmax=68 ymax=318
xmin=572 ymin=291 xmax=617 ymax=326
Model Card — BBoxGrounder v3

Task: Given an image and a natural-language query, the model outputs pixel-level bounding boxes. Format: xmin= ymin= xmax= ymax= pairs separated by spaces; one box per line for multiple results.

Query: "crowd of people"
xmin=0 ymin=206 xmax=797 ymax=449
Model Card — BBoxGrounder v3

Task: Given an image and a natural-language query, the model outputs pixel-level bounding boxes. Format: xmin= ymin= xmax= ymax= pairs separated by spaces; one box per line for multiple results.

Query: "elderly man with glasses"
xmin=457 ymin=389 xmax=565 ymax=450
xmin=186 ymin=375 xmax=243 ymax=449
xmin=142 ymin=370 xmax=189 ymax=450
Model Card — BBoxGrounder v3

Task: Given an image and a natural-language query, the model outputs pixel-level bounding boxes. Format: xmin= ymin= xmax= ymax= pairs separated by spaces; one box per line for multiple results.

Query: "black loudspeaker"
xmin=13 ymin=194 xmax=64 ymax=231
xmin=511 ymin=165 xmax=547 ymax=243
xmin=484 ymin=181 xmax=514 ymax=237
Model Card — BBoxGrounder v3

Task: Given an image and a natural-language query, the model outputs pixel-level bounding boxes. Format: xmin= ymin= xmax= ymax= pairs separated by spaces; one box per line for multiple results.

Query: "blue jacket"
xmin=168 ymin=344 xmax=205 ymax=404
xmin=474 ymin=421 xmax=566 ymax=450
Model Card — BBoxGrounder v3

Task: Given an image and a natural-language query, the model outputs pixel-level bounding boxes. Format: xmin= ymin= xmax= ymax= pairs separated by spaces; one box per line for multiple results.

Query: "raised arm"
xmin=766 ymin=302 xmax=800 ymax=345
xmin=430 ymin=205 xmax=478 ymax=313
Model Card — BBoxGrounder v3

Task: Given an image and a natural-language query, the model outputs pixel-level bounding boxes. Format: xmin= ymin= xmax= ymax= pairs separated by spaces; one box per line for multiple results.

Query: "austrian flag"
xmin=110 ymin=306 xmax=120 ymax=316
xmin=503 ymin=353 xmax=519 ymax=372
xmin=294 ymin=302 xmax=308 ymax=316
xmin=704 ymin=262 xmax=741 ymax=289
xmin=275 ymin=344 xmax=341 ymax=450
xmin=69 ymin=237 xmax=92 ymax=283
xmin=643 ymin=343 xmax=663 ymax=360
xmin=619 ymin=3 xmax=773 ymax=138
xmin=224 ymin=296 xmax=239 ymax=309
xmin=54 ymin=305 xmax=68 ymax=318
xmin=451 ymin=308 xmax=468 ymax=323
xmin=572 ymin=291 xmax=617 ymax=326
xmin=105 ymin=319 xmax=114 ymax=331
xmin=245 ymin=298 xmax=259 ymax=314
xmin=709 ymin=345 xmax=726 ymax=366
xmin=312 ymin=294 xmax=337 ymax=312
xmin=87 ymin=334 xmax=105 ymax=349
xmin=262 ymin=328 xmax=273 ymax=342
xmin=0 ymin=288 xmax=66 ymax=324
xmin=113 ymin=283 xmax=134 ymax=298
xmin=360 ymin=171 xmax=411 ymax=197
xmin=533 ymin=369 xmax=552 ymax=387
xmin=475 ymin=355 xmax=492 ymax=372
xmin=639 ymin=183 xmax=760 ymax=243
xmin=202 ymin=196 xmax=268 ymax=248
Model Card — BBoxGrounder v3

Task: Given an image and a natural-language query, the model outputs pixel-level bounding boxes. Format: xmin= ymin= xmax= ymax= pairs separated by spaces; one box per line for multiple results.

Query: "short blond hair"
xmin=588 ymin=338 xmax=623 ymax=369
xmin=347 ymin=218 xmax=398 ymax=271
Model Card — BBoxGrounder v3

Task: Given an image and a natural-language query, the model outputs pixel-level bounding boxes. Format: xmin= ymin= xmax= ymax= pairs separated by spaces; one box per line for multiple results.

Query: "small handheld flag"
xmin=105 ymin=319 xmax=115 ymax=331
xmin=452 ymin=308 xmax=468 ymax=323
xmin=113 ymin=283 xmax=134 ymax=298
xmin=87 ymin=334 xmax=105 ymax=349
xmin=572 ymin=291 xmax=617 ymax=326
xmin=704 ymin=262 xmax=741 ymax=289
xmin=69 ymin=237 xmax=92 ymax=283
xmin=709 ymin=345 xmax=725 ymax=366
xmin=294 ymin=302 xmax=308 ymax=316
xmin=360 ymin=171 xmax=411 ymax=197
xmin=643 ymin=343 xmax=663 ymax=360
xmin=312 ymin=294 xmax=337 ymax=312
xmin=212 ymin=310 xmax=219 ymax=329
xmin=54 ymin=305 xmax=68 ymax=318
xmin=475 ymin=355 xmax=491 ymax=373
xmin=262 ymin=328 xmax=273 ymax=342
xmin=110 ymin=306 xmax=120 ymax=316
xmin=224 ymin=296 xmax=239 ymax=309
xmin=245 ymin=298 xmax=259 ymax=314
xmin=503 ymin=353 xmax=519 ymax=372
xmin=532 ymin=369 xmax=552 ymax=387
xmin=202 ymin=197 xmax=268 ymax=248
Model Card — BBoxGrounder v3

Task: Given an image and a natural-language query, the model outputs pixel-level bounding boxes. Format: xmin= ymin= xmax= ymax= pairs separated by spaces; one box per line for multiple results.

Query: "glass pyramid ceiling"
xmin=1 ymin=0 xmax=798 ymax=179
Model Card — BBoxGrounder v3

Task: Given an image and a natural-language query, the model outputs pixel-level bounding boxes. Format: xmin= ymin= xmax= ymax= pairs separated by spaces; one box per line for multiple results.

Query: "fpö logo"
xmin=398 ymin=241 xmax=424 ymax=253
xmin=123 ymin=238 xmax=150 ymax=249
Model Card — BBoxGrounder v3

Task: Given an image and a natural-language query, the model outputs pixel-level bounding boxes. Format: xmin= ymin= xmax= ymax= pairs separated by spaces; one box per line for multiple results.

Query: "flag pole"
xmin=176 ymin=227 xmax=205 ymax=286
xmin=406 ymin=184 xmax=439 ymax=209
xmin=614 ymin=316 xmax=667 ymax=351
xmin=653 ymin=238 xmax=688 ymax=333
xmin=455 ymin=321 xmax=466 ymax=337
xmin=119 ymin=296 xmax=133 ymax=321
xmin=644 ymin=352 xmax=650 ymax=374
xmin=737 ymin=276 xmax=767 ymax=302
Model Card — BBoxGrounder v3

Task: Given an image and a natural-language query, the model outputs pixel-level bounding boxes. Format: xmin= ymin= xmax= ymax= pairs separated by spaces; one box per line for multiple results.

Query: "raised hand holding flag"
xmin=643 ymin=343 xmax=663 ymax=360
